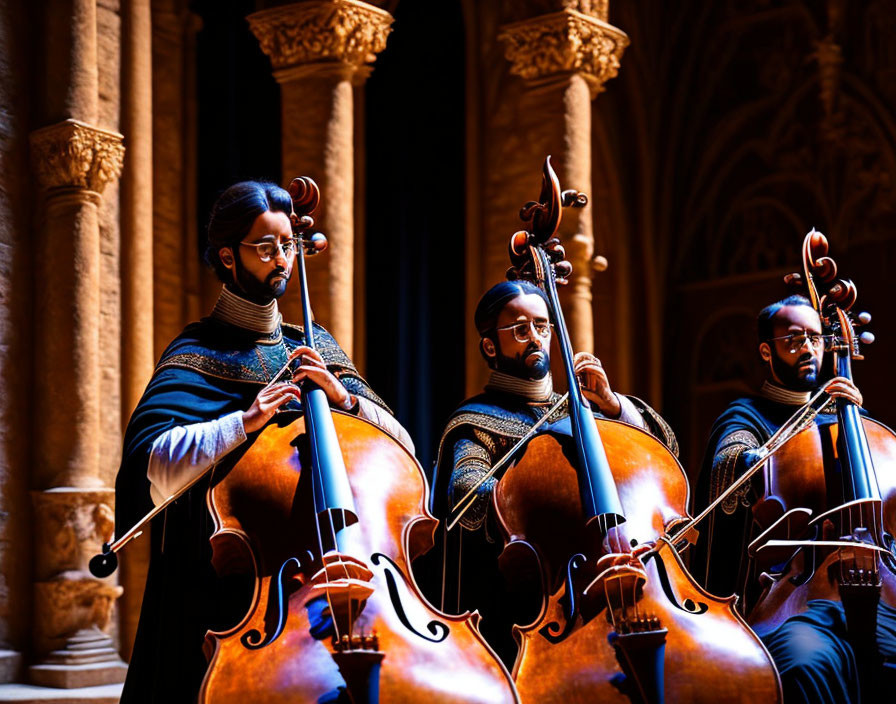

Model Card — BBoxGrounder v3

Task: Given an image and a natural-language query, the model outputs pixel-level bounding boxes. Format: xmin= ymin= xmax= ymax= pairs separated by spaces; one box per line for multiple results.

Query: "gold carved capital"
xmin=498 ymin=9 xmax=629 ymax=98
xmin=248 ymin=0 xmax=392 ymax=81
xmin=30 ymin=119 xmax=125 ymax=194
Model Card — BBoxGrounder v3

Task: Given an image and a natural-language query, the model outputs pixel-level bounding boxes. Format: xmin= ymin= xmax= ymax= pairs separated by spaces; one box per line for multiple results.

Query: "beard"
xmin=231 ymin=254 xmax=290 ymax=304
xmin=770 ymin=351 xmax=819 ymax=391
xmin=495 ymin=342 xmax=551 ymax=380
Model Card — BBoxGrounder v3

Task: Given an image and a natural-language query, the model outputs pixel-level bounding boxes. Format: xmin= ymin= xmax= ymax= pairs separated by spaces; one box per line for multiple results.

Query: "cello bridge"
xmin=616 ymin=613 xmax=662 ymax=635
xmin=332 ymin=630 xmax=380 ymax=652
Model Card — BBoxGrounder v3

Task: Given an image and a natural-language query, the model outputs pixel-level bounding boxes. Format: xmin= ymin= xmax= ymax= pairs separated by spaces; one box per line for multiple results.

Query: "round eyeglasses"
xmin=494 ymin=319 xmax=552 ymax=343
xmin=767 ymin=332 xmax=830 ymax=354
xmin=239 ymin=238 xmax=298 ymax=263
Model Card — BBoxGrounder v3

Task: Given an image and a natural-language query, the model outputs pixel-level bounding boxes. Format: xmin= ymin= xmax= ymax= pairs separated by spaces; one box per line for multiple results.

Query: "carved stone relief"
xmin=248 ymin=0 xmax=393 ymax=79
xmin=498 ymin=8 xmax=628 ymax=97
xmin=29 ymin=119 xmax=125 ymax=194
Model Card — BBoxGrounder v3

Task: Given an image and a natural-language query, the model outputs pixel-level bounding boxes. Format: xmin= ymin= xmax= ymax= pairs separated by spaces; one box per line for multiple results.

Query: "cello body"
xmin=200 ymin=411 xmax=519 ymax=704
xmin=496 ymin=421 xmax=782 ymax=703
xmin=748 ymin=416 xmax=896 ymax=637
xmin=200 ymin=176 xmax=519 ymax=704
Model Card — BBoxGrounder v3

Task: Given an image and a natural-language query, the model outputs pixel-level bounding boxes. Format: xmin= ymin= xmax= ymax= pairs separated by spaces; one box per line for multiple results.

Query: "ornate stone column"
xmin=248 ymin=0 xmax=393 ymax=356
xmin=28 ymin=118 xmax=127 ymax=687
xmin=497 ymin=6 xmax=628 ymax=354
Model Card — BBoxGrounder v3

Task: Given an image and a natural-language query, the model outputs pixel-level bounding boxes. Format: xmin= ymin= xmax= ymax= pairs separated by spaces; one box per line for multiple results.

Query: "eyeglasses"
xmin=767 ymin=332 xmax=830 ymax=354
xmin=239 ymin=238 xmax=298 ymax=262
xmin=494 ymin=319 xmax=552 ymax=343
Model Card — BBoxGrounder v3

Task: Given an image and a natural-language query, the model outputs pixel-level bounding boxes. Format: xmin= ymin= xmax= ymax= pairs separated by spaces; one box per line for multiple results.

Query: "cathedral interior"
xmin=2 ymin=0 xmax=896 ymax=700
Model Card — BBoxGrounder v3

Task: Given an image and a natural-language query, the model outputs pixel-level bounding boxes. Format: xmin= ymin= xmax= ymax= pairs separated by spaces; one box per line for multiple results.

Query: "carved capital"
xmin=30 ymin=119 xmax=125 ymax=194
xmin=32 ymin=488 xmax=116 ymax=580
xmin=248 ymin=0 xmax=392 ymax=82
xmin=498 ymin=9 xmax=629 ymax=98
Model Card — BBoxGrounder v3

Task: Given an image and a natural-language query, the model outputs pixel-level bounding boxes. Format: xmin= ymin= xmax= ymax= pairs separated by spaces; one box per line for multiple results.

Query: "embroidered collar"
xmin=210 ymin=285 xmax=281 ymax=335
xmin=760 ymin=380 xmax=811 ymax=406
xmin=485 ymin=370 xmax=554 ymax=402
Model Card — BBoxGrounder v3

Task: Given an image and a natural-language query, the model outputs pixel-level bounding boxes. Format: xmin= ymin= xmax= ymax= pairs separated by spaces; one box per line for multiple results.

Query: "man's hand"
xmin=825 ymin=376 xmax=863 ymax=407
xmin=288 ymin=346 xmax=355 ymax=410
xmin=242 ymin=382 xmax=301 ymax=434
xmin=574 ymin=351 xmax=622 ymax=418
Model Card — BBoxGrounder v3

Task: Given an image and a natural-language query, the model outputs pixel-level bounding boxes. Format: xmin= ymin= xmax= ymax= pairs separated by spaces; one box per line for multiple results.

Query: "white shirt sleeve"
xmin=147 ymin=410 xmax=248 ymax=507
xmin=616 ymin=394 xmax=647 ymax=429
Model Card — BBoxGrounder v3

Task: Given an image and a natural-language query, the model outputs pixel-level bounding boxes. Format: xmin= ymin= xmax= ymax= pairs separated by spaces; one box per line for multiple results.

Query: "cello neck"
xmin=529 ymin=221 xmax=625 ymax=528
xmin=288 ymin=177 xmax=361 ymax=555
xmin=833 ymin=335 xmax=880 ymax=503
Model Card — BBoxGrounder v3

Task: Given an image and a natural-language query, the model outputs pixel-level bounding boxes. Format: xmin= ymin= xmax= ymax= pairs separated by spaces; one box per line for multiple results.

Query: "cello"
xmin=484 ymin=158 xmax=782 ymax=703
xmin=737 ymin=230 xmax=896 ymax=696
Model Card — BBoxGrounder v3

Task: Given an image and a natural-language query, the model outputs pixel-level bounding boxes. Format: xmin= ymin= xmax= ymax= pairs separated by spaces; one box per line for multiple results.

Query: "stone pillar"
xmin=119 ymin=0 xmax=154 ymax=663
xmin=497 ymin=7 xmax=628 ymax=354
xmin=248 ymin=0 xmax=393 ymax=356
xmin=28 ymin=112 xmax=127 ymax=688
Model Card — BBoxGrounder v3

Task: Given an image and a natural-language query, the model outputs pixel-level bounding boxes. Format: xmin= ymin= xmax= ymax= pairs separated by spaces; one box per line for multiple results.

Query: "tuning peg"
xmin=545 ymin=240 xmax=566 ymax=262
xmin=560 ymin=189 xmax=588 ymax=209
xmin=859 ymin=331 xmax=875 ymax=345
xmin=555 ymin=261 xmax=572 ymax=279
xmin=303 ymin=232 xmax=327 ymax=255
xmin=857 ymin=311 xmax=872 ymax=325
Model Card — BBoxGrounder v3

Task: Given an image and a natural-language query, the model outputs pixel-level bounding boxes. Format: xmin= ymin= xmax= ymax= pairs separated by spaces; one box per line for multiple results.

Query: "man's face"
xmin=485 ymin=293 xmax=552 ymax=380
xmin=221 ymin=210 xmax=295 ymax=304
xmin=761 ymin=305 xmax=825 ymax=391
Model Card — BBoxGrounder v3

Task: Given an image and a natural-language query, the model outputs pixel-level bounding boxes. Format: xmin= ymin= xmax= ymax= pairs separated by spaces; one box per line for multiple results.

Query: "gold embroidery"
xmin=710 ymin=429 xmax=761 ymax=514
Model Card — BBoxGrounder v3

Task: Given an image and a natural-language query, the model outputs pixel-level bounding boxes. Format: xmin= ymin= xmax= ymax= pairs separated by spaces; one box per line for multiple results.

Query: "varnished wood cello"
xmin=484 ymin=158 xmax=783 ymax=703
xmin=739 ymin=230 xmax=896 ymax=697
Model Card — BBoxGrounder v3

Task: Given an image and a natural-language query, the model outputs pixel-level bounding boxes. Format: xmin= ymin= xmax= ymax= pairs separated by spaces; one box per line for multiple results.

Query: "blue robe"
xmin=116 ymin=317 xmax=389 ymax=704
xmin=694 ymin=394 xmax=896 ymax=704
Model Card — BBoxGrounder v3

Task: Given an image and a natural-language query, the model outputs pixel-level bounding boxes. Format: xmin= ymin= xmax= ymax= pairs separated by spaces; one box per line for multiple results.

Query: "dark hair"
xmin=757 ymin=294 xmax=814 ymax=342
xmin=204 ymin=181 xmax=293 ymax=281
xmin=474 ymin=280 xmax=549 ymax=336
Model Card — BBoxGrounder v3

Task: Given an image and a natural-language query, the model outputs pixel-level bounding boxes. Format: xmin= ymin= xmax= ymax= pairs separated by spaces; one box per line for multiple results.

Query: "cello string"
xmin=604 ymin=579 xmax=615 ymax=629
xmin=440 ymin=523 xmax=448 ymax=613
xmin=456 ymin=530 xmax=463 ymax=615
xmin=312 ymin=503 xmax=342 ymax=646
xmin=446 ymin=393 xmax=569 ymax=532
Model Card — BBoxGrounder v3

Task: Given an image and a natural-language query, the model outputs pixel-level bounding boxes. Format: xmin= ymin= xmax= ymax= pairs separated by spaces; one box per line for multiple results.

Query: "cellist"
xmin=115 ymin=180 xmax=413 ymax=704
xmin=426 ymin=279 xmax=678 ymax=665
xmin=694 ymin=293 xmax=896 ymax=703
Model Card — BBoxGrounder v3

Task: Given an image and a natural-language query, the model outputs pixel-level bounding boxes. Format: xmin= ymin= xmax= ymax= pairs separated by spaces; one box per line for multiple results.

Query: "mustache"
xmin=524 ymin=344 xmax=543 ymax=357
xmin=264 ymin=268 xmax=288 ymax=285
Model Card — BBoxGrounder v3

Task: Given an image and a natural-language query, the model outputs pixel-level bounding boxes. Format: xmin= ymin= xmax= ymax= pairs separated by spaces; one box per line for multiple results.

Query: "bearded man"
xmin=116 ymin=181 xmax=411 ymax=703
xmin=694 ymin=294 xmax=896 ymax=704
xmin=423 ymin=280 xmax=677 ymax=665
